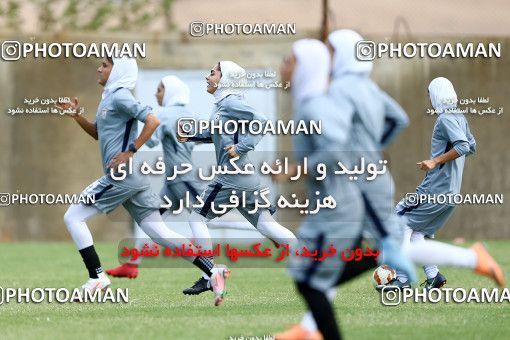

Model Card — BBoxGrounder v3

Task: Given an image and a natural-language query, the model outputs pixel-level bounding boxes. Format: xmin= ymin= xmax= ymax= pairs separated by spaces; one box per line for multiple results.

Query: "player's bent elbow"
xmin=454 ymin=142 xmax=470 ymax=157
xmin=236 ymin=144 xmax=253 ymax=155
xmin=469 ymin=142 xmax=477 ymax=155
xmin=146 ymin=114 xmax=160 ymax=128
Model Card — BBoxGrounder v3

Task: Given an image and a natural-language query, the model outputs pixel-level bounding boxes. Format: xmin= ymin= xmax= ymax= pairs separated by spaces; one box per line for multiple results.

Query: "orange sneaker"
xmin=105 ymin=263 xmax=139 ymax=279
xmin=471 ymin=242 xmax=505 ymax=287
xmin=274 ymin=325 xmax=323 ymax=340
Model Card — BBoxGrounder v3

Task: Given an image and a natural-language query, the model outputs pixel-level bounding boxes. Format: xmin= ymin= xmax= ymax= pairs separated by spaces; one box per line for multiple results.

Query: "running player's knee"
xmin=64 ymin=204 xmax=94 ymax=227
xmin=63 ymin=205 xmax=78 ymax=227
xmin=63 ymin=211 xmax=72 ymax=228
xmin=255 ymin=210 xmax=273 ymax=230
xmin=255 ymin=211 xmax=296 ymax=240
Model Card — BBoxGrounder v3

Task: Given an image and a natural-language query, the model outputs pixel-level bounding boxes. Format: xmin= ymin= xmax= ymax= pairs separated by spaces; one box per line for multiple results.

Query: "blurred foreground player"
xmin=274 ymin=38 xmax=416 ymax=340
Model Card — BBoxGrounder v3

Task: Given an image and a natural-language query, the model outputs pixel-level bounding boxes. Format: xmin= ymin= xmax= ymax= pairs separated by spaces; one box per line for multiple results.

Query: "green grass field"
xmin=0 ymin=241 xmax=509 ymax=340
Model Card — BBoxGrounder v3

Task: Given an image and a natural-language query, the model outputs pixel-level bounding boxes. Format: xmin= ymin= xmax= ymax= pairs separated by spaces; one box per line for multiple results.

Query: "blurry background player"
xmin=326 ymin=29 xmax=415 ymax=272
xmin=59 ymin=57 xmax=230 ymax=306
xmin=393 ymin=77 xmax=505 ymax=289
xmin=106 ymin=75 xmax=253 ymax=296
xmin=177 ymin=61 xmax=298 ymax=284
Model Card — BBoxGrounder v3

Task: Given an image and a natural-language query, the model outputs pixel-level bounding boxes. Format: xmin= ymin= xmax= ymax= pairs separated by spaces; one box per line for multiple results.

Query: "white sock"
xmin=400 ymin=224 xmax=413 ymax=251
xmin=424 ymin=265 xmax=439 ymax=279
xmin=397 ymin=225 xmax=414 ymax=282
xmin=255 ymin=210 xmax=297 ymax=249
xmin=189 ymin=211 xmax=213 ymax=252
xmin=64 ymin=204 xmax=101 ymax=249
xmin=408 ymin=231 xmax=441 ymax=279
xmin=407 ymin=240 xmax=477 ymax=268
xmin=300 ymin=288 xmax=337 ymax=332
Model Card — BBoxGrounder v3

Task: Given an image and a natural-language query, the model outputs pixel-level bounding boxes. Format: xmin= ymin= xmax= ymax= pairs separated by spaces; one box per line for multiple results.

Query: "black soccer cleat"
xmin=421 ymin=272 xmax=447 ymax=289
xmin=183 ymin=277 xmax=212 ymax=295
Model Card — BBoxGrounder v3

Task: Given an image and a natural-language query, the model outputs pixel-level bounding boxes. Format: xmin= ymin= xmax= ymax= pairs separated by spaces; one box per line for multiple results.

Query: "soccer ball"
xmin=372 ymin=265 xmax=397 ymax=288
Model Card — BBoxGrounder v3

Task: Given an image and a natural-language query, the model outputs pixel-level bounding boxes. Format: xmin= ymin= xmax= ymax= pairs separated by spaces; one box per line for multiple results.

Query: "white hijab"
xmin=102 ymin=57 xmax=138 ymax=99
xmin=428 ymin=77 xmax=458 ymax=114
xmin=213 ymin=61 xmax=246 ymax=103
xmin=328 ymin=29 xmax=373 ymax=79
xmin=161 ymin=75 xmax=190 ymax=107
xmin=291 ymin=39 xmax=331 ymax=108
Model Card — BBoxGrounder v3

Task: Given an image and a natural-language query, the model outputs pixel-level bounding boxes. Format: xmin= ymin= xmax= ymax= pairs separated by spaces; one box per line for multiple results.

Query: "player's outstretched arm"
xmin=58 ymin=97 xmax=98 ymax=140
xmin=417 ymin=148 xmax=460 ymax=171
xmin=73 ymin=115 xmax=98 ymax=140
xmin=418 ymin=115 xmax=474 ymax=171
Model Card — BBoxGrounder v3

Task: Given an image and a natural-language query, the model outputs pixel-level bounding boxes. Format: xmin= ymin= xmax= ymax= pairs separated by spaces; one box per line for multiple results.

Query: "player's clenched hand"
xmin=108 ymin=151 xmax=133 ymax=170
xmin=224 ymin=145 xmax=239 ymax=158
xmin=177 ymin=134 xmax=188 ymax=143
xmin=55 ymin=97 xmax=80 ymax=117
xmin=417 ymin=159 xmax=437 ymax=171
